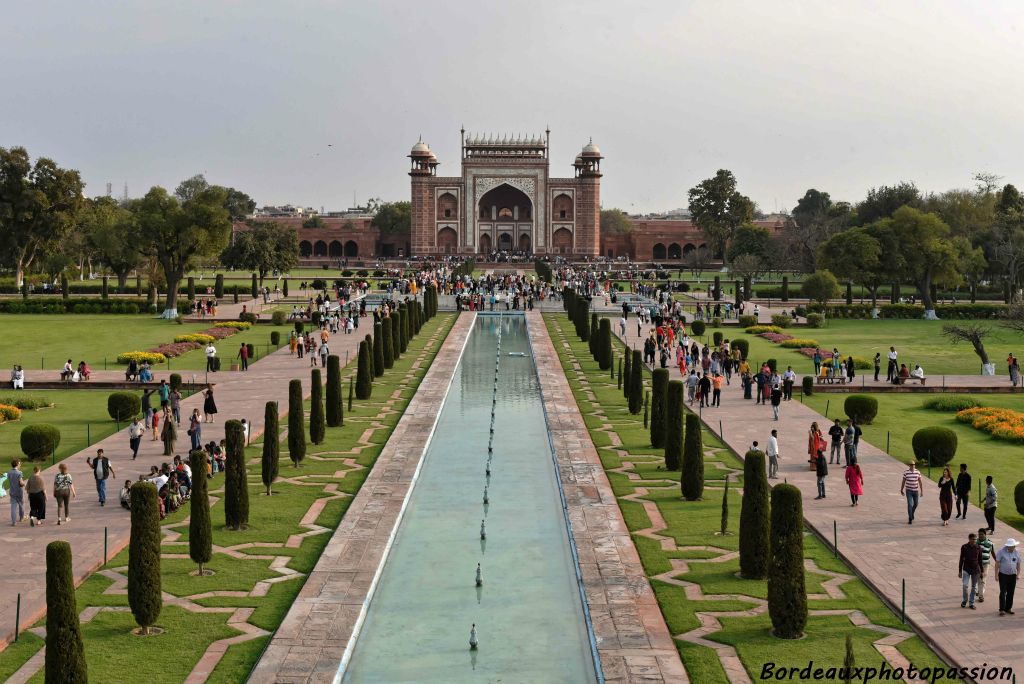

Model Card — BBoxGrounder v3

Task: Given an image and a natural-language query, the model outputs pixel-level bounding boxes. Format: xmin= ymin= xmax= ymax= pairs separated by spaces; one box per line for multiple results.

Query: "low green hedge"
xmin=0 ymin=395 xmax=53 ymax=410
xmin=0 ymin=298 xmax=143 ymax=314
xmin=923 ymin=395 xmax=982 ymax=412
xmin=808 ymin=303 xmax=1006 ymax=319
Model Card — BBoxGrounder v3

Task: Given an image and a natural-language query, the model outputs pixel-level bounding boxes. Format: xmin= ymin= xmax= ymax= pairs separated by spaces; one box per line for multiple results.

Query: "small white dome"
xmin=411 ymin=140 xmax=430 ymax=155
xmin=582 ymin=140 xmax=601 ymax=156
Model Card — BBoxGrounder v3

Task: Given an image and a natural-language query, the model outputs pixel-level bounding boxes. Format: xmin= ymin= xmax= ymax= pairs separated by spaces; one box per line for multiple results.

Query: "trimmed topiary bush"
xmin=46 ymin=540 xmax=87 ymax=681
xmin=282 ymin=278 xmax=289 ymax=297
xmin=844 ymin=395 xmax=878 ymax=424
xmin=189 ymin=450 xmax=212 ymax=575
xmin=628 ymin=349 xmax=644 ymax=415
xmin=271 ymin=310 xmax=287 ymax=326
xmin=770 ymin=314 xmax=792 ymax=328
xmin=224 ymin=419 xmax=249 ymax=529
xmin=107 ymin=392 xmax=141 ymax=422
xmin=310 ymin=369 xmax=325 ymax=445
xmin=20 ymin=423 xmax=61 ymax=461
xmin=214 ymin=273 xmax=224 ymax=299
xmin=732 ymin=339 xmax=749 ymax=359
xmin=589 ymin=312 xmax=599 ymax=359
xmin=1015 ymin=480 xmax=1024 ymax=517
xmin=326 ymin=355 xmax=343 ymax=426
xmin=250 ymin=273 xmax=258 ymax=298
xmin=768 ymin=484 xmax=807 ymax=639
xmin=664 ymin=380 xmax=683 ymax=470
xmin=691 ymin=320 xmax=706 ymax=337
xmin=578 ymin=300 xmax=590 ymax=342
xmin=713 ymin=331 xmax=724 ymax=346
xmin=128 ymin=482 xmax=162 ymax=634
xmin=912 ymin=426 xmax=957 ymax=467
xmin=681 ymin=413 xmax=704 ymax=500
xmin=739 ymin=450 xmax=770 ymax=579
xmin=373 ymin=323 xmax=385 ymax=377
xmin=382 ymin=317 xmax=394 ymax=369
xmin=169 ymin=373 xmax=182 ymax=392
xmin=805 ymin=313 xmax=825 ymax=328
xmin=288 ymin=379 xmax=306 ymax=466
xmin=802 ymin=376 xmax=814 ymax=396
xmin=738 ymin=315 xmax=758 ymax=327
xmin=356 ymin=340 xmax=373 ymax=399
xmin=923 ymin=395 xmax=981 ymax=412
xmin=262 ymin=402 xmax=279 ymax=495
xmin=622 ymin=349 xmax=631 ymax=398
xmin=597 ymin=319 xmax=613 ymax=371
xmin=393 ymin=309 xmax=405 ymax=359
xmin=271 ymin=330 xmax=281 ymax=346
xmin=650 ymin=369 xmax=669 ymax=448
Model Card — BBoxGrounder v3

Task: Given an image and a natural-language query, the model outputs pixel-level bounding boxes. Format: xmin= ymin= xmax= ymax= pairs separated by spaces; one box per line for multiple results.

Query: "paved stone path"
xmin=0 ymin=323 xmax=372 ymax=651
xmin=611 ymin=319 xmax=1023 ymax=676
xmin=527 ymin=311 xmax=687 ymax=684
xmin=250 ymin=313 xmax=472 ymax=683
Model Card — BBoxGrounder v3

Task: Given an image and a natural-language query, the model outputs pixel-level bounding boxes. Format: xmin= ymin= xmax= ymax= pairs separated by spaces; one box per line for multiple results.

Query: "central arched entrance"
xmin=478 ymin=183 xmax=532 ymax=253
xmin=498 ymin=232 xmax=512 ymax=251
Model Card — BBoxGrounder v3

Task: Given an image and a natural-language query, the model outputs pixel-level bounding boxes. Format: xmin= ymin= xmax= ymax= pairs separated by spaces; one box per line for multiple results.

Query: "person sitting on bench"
xmin=61 ymin=359 xmax=74 ymax=381
xmin=11 ymin=365 xmax=25 ymax=390
xmin=77 ymin=360 xmax=91 ymax=381
xmin=897 ymin=363 xmax=911 ymax=383
xmin=125 ymin=359 xmax=139 ymax=382
xmin=910 ymin=364 xmax=926 ymax=380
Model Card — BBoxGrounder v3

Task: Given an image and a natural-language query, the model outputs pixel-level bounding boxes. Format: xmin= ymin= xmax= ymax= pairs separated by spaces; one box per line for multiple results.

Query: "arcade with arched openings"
xmin=668 ymin=243 xmax=682 ymax=259
xmin=652 ymin=243 xmax=666 ymax=260
xmin=313 ymin=240 xmax=328 ymax=257
xmin=299 ymin=241 xmax=313 ymax=257
xmin=344 ymin=240 xmax=359 ymax=257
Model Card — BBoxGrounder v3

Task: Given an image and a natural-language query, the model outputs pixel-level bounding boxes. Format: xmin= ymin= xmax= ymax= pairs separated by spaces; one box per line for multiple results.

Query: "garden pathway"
xmin=611 ymin=321 xmax=1022 ymax=677
xmin=0 ymin=322 xmax=370 ymax=651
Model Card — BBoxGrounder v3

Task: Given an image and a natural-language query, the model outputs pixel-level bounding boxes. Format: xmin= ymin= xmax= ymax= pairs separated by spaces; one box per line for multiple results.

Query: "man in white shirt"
xmin=782 ymin=367 xmax=796 ymax=401
xmin=994 ymin=538 xmax=1021 ymax=616
xmin=887 ymin=346 xmax=898 ymax=382
xmin=911 ymin=364 xmax=925 ymax=379
xmin=205 ymin=343 xmax=217 ymax=372
xmin=767 ymin=429 xmax=780 ymax=479
xmin=128 ymin=417 xmax=145 ymax=460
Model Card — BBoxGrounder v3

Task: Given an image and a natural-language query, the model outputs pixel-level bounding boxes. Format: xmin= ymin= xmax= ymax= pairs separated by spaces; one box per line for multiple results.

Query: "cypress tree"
xmin=282 ymin=278 xmax=289 ymax=297
xmin=396 ymin=307 xmax=408 ymax=355
xmin=373 ymin=323 xmax=385 ymax=377
xmin=364 ymin=333 xmax=374 ymax=377
xmin=326 ymin=354 xmax=343 ymax=427
xmin=843 ymin=634 xmax=855 ymax=684
xmin=356 ymin=340 xmax=373 ymax=399
xmin=597 ymin=318 xmax=613 ymax=371
xmin=382 ymin=317 xmax=395 ymax=369
xmin=101 ymin=275 xmax=109 ymax=299
xmin=681 ymin=413 xmax=704 ymax=500
xmin=650 ymin=368 xmax=669 ymax=448
xmin=721 ymin=475 xmax=730 ymax=534
xmin=262 ymin=401 xmax=279 ymax=495
xmin=45 ymin=541 xmax=87 ymax=682
xmin=643 ymin=390 xmax=649 ymax=428
xmin=403 ymin=302 xmax=412 ymax=348
xmin=589 ymin=312 xmax=599 ymax=358
xmin=348 ymin=376 xmax=354 ymax=411
xmin=768 ymin=484 xmax=807 ymax=638
xmin=617 ymin=356 xmax=623 ymax=389
xmin=288 ymin=379 xmax=306 ymax=466
xmin=664 ymin=380 xmax=684 ymax=470
xmin=135 ymin=274 xmax=141 ymax=298
xmin=390 ymin=310 xmax=402 ymax=361
xmin=187 ymin=276 xmax=195 ymax=301
xmin=739 ymin=450 xmax=770 ymax=579
xmin=628 ymin=349 xmax=644 ymax=414
xmin=215 ymin=273 xmax=224 ymax=298
xmin=623 ymin=348 xmax=631 ymax=397
xmin=250 ymin=273 xmax=258 ymax=298
xmin=128 ymin=482 xmax=162 ymax=634
xmin=60 ymin=274 xmax=70 ymax=301
xmin=189 ymin=450 xmax=213 ymax=575
xmin=310 ymin=369 xmax=325 ymax=445
xmin=224 ymin=419 xmax=249 ymax=529
xmin=578 ymin=300 xmax=590 ymax=342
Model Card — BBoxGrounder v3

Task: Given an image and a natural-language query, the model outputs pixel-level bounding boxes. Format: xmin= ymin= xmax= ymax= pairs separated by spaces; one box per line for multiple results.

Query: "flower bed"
xmin=116 ymin=351 xmax=168 ymax=365
xmin=214 ymin=321 xmax=252 ymax=330
xmin=956 ymin=407 xmax=1024 ymax=444
xmin=121 ymin=325 xmax=245 ymax=363
xmin=745 ymin=325 xmax=783 ymax=335
xmin=795 ymin=348 xmax=872 ymax=369
xmin=778 ymin=338 xmax=820 ymax=348
xmin=173 ymin=333 xmax=216 ymax=344
xmin=0 ymin=404 xmax=23 ymax=423
xmin=151 ymin=342 xmax=202 ymax=358
xmin=759 ymin=332 xmax=795 ymax=343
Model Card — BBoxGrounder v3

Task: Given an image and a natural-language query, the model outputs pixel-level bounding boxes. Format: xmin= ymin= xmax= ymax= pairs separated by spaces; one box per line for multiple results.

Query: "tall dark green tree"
xmin=364 ymin=333 xmax=375 ymax=377
xmin=224 ymin=419 xmax=249 ymax=529
xmin=687 ymin=169 xmax=755 ymax=263
xmin=681 ymin=413 xmax=704 ymax=500
xmin=356 ymin=340 xmax=373 ymax=399
xmin=128 ymin=482 xmax=162 ymax=634
xmin=623 ymin=347 xmax=632 ymax=398
xmin=189 ymin=450 xmax=213 ymax=575
xmin=288 ymin=379 xmax=306 ymax=466
xmin=739 ymin=450 xmax=770 ymax=579
xmin=401 ymin=302 xmax=411 ymax=351
xmin=326 ymin=355 xmax=343 ymax=427
xmin=310 ymin=369 xmax=325 ymax=445
xmin=768 ymin=484 xmax=808 ymax=638
xmin=262 ymin=401 xmax=279 ymax=495
xmin=46 ymin=540 xmax=87 ymax=682
xmin=372 ymin=325 xmax=384 ymax=377
xmin=250 ymin=272 xmax=258 ymax=298
xmin=382 ymin=317 xmax=395 ymax=369
xmin=578 ymin=299 xmax=590 ymax=342
xmin=597 ymin=318 xmax=613 ymax=371
xmin=650 ymin=369 xmax=669 ymax=448
xmin=664 ymin=380 xmax=683 ymax=470
xmin=627 ymin=349 xmax=644 ymax=414
xmin=589 ymin=312 xmax=599 ymax=358
xmin=214 ymin=273 xmax=224 ymax=298
xmin=392 ymin=309 xmax=404 ymax=360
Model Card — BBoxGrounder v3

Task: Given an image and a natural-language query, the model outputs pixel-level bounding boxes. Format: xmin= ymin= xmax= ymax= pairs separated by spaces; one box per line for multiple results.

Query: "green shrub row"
xmin=0 ymin=299 xmax=144 ymax=314
xmin=923 ymin=395 xmax=982 ymax=412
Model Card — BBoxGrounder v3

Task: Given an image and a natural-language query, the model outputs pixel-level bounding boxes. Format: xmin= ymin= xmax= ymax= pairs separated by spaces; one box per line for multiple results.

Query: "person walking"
xmin=955 ymin=464 xmax=972 ymax=520
xmin=995 ymin=538 xmax=1021 ymax=616
xmin=170 ymin=386 xmax=182 ymax=425
xmin=712 ymin=373 xmax=723 ymax=407
xmin=782 ymin=366 xmax=795 ymax=401
xmin=807 ymin=421 xmax=825 ymax=472
xmin=984 ymin=476 xmax=997 ymax=533
xmin=828 ymin=419 xmax=844 ymax=465
xmin=842 ymin=420 xmax=856 ymax=466
xmin=938 ymin=467 xmax=955 ymax=526
xmin=845 ymin=462 xmax=864 ymax=506
xmin=128 ymin=416 xmax=144 ymax=460
xmin=205 ymin=342 xmax=218 ymax=372
xmin=203 ymin=386 xmax=218 ymax=424
xmin=900 ymin=461 xmax=922 ymax=524
xmin=237 ymin=342 xmax=249 ymax=371
xmin=157 ymin=379 xmax=170 ymax=409
xmin=978 ymin=528 xmax=995 ymax=603
xmin=958 ymin=533 xmax=982 ymax=609
xmin=7 ymin=459 xmax=24 ymax=526
xmin=770 ymin=383 xmax=782 ymax=420
xmin=698 ymin=373 xmax=712 ymax=408
xmin=52 ymin=462 xmax=75 ymax=525
xmin=189 ymin=408 xmax=202 ymax=451
xmin=851 ymin=418 xmax=862 ymax=461
xmin=767 ymin=429 xmax=780 ymax=479
xmin=141 ymin=387 xmax=155 ymax=429
xmin=814 ymin=449 xmax=828 ymax=500
xmin=85 ymin=448 xmax=114 ymax=507
xmin=150 ymin=405 xmax=160 ymax=441
xmin=26 ymin=466 xmax=46 ymax=526
xmin=319 ymin=341 xmax=330 ymax=368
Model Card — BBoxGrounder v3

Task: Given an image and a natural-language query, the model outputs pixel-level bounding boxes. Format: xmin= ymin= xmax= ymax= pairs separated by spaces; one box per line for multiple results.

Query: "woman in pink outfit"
xmin=845 ymin=462 xmax=864 ymax=506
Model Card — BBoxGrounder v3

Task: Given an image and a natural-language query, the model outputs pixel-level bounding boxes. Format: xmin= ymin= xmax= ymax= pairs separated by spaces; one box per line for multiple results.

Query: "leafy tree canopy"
xmin=726 ymin=224 xmax=771 ymax=262
xmin=855 ymin=181 xmax=921 ymax=225
xmin=600 ymin=208 xmax=633 ymax=235
xmin=221 ymin=221 xmax=299 ymax=279
xmin=688 ymin=169 xmax=754 ymax=262
xmin=371 ymin=201 xmax=411 ymax=233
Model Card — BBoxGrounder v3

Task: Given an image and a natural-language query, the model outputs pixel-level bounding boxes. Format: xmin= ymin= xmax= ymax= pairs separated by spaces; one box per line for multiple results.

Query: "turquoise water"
xmin=342 ymin=314 xmax=597 ymax=683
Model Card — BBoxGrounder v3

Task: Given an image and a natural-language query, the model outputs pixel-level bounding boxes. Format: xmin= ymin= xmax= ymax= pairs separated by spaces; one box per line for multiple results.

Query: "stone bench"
xmin=896 ymin=376 xmax=927 ymax=385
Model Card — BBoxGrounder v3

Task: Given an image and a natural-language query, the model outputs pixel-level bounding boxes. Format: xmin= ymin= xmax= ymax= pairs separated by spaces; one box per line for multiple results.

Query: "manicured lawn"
xmin=803 ymin=392 xmax=1024 ymax=534
xmin=735 ymin=319 xmax=1024 ymax=376
xmin=0 ymin=314 xmax=293 ymax=372
xmin=0 ymin=312 xmax=457 ymax=683
xmin=0 ymin=390 xmax=130 ymax=462
xmin=545 ymin=313 xmax=945 ymax=682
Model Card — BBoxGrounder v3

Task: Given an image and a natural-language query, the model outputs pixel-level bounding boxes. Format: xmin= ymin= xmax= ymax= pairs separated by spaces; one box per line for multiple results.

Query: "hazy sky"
xmin=3 ymin=1 xmax=1023 ymax=214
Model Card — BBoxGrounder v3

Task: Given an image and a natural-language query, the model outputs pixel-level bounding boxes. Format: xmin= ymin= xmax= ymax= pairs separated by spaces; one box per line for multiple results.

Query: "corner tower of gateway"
xmin=409 ymin=129 xmax=602 ymax=257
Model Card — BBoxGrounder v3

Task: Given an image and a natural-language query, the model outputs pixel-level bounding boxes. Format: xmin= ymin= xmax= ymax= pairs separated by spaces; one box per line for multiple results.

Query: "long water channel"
xmin=342 ymin=313 xmax=598 ymax=682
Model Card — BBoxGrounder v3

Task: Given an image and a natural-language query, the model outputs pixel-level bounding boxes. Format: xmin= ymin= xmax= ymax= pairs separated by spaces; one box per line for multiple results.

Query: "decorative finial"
xmin=483 ymin=485 xmax=489 ymax=504
xmin=480 ymin=519 xmax=487 ymax=540
xmin=475 ymin=563 xmax=483 ymax=587
xmin=470 ymin=624 xmax=479 ymax=650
